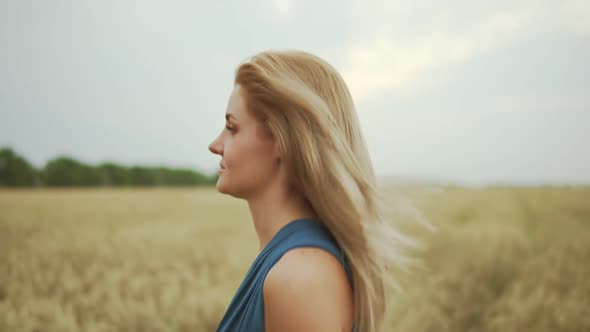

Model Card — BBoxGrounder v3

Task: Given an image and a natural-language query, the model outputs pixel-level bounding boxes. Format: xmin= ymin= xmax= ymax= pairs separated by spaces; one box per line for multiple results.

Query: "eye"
xmin=225 ymin=124 xmax=235 ymax=132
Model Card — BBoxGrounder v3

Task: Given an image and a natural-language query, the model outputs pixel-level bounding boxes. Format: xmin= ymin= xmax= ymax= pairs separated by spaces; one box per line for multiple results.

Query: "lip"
xmin=218 ymin=168 xmax=225 ymax=174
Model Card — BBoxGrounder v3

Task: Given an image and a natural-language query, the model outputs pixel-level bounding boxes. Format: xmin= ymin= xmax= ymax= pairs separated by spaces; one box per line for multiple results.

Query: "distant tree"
xmin=1 ymin=146 xmax=218 ymax=187
xmin=159 ymin=167 xmax=215 ymax=186
xmin=128 ymin=166 xmax=156 ymax=186
xmin=42 ymin=157 xmax=101 ymax=186
xmin=0 ymin=147 xmax=38 ymax=186
xmin=97 ymin=163 xmax=131 ymax=186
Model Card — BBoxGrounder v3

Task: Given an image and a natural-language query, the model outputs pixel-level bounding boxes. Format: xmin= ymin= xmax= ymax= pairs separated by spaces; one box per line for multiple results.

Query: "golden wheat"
xmin=0 ymin=186 xmax=589 ymax=331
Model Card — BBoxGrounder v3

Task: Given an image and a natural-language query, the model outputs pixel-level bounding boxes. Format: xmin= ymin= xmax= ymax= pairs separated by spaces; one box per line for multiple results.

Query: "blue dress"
xmin=216 ymin=218 xmax=354 ymax=331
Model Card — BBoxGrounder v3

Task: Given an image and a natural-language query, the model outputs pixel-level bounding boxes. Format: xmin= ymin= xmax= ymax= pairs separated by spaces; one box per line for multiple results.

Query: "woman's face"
xmin=208 ymin=84 xmax=281 ymax=199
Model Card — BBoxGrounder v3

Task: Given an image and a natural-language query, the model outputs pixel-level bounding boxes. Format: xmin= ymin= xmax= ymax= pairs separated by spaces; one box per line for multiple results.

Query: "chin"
xmin=216 ymin=179 xmax=230 ymax=194
xmin=217 ymin=181 xmax=250 ymax=200
xmin=216 ymin=178 xmax=235 ymax=196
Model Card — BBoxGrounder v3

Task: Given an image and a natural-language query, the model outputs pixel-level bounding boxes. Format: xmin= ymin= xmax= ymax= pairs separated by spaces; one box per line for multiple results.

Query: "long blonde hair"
xmin=235 ymin=50 xmax=420 ymax=332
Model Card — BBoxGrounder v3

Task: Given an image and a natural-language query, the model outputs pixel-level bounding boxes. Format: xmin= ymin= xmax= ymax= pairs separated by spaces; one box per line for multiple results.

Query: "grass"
xmin=0 ymin=186 xmax=589 ymax=331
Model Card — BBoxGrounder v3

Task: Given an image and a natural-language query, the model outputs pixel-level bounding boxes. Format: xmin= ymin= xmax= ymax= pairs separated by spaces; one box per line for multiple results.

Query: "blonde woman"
xmin=209 ymin=50 xmax=414 ymax=332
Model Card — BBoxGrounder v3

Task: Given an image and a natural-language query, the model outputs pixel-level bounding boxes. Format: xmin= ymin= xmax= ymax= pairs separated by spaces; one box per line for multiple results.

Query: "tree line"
xmin=0 ymin=147 xmax=218 ymax=187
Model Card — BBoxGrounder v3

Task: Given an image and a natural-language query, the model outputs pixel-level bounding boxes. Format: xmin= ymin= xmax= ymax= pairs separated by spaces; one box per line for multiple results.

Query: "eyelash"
xmin=225 ymin=125 xmax=234 ymax=133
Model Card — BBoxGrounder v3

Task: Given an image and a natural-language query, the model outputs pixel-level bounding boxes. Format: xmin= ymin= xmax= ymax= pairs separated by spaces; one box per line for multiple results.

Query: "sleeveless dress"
xmin=215 ymin=218 xmax=355 ymax=331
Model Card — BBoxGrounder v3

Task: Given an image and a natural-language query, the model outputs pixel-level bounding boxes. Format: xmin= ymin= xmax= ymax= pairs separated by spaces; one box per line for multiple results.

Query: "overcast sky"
xmin=1 ymin=0 xmax=589 ymax=185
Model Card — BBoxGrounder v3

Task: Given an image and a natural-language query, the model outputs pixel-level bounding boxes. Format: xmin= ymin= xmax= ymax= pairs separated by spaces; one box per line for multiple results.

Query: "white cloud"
xmin=268 ymin=0 xmax=294 ymax=22
xmin=340 ymin=8 xmax=535 ymax=102
xmin=560 ymin=0 xmax=590 ymax=33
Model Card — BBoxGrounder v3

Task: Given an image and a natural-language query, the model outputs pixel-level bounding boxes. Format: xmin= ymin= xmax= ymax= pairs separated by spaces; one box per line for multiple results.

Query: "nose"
xmin=208 ymin=134 xmax=223 ymax=156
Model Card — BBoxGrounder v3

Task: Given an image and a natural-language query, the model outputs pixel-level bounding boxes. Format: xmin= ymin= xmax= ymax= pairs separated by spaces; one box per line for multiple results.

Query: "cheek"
xmin=225 ymin=133 xmax=271 ymax=165
xmin=225 ymin=140 xmax=277 ymax=181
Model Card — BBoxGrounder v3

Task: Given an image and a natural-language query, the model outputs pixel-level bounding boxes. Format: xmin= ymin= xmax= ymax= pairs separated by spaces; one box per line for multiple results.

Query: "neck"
xmin=247 ymin=183 xmax=317 ymax=252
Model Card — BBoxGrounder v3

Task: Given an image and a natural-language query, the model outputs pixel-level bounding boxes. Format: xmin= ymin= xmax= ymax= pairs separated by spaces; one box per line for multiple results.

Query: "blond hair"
xmin=235 ymin=50 xmax=421 ymax=332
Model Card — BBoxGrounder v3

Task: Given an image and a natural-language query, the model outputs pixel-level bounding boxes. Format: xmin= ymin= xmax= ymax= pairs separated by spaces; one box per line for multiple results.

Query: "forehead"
xmin=227 ymin=84 xmax=274 ymax=140
xmin=226 ymin=85 xmax=250 ymax=121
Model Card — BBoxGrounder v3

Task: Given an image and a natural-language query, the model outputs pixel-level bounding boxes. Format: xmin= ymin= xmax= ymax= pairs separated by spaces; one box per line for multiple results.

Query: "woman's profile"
xmin=208 ymin=50 xmax=416 ymax=332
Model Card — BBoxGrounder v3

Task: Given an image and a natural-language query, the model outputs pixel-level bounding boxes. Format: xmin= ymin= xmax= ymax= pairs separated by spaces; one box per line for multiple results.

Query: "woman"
xmin=209 ymin=50 xmax=414 ymax=332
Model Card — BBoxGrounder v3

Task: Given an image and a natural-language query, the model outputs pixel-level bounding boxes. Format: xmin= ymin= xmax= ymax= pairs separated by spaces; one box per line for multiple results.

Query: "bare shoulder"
xmin=263 ymin=247 xmax=354 ymax=332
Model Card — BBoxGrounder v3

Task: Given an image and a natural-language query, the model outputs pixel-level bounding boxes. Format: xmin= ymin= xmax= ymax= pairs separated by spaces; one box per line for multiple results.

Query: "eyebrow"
xmin=225 ymin=113 xmax=237 ymax=121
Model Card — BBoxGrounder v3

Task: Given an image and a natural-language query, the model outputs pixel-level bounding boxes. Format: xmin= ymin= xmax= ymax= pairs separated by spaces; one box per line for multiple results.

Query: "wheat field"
xmin=1 ymin=186 xmax=589 ymax=331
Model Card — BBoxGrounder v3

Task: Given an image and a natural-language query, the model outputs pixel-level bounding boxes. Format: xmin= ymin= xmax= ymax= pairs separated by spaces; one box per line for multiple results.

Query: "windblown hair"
xmin=235 ymin=50 xmax=421 ymax=332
